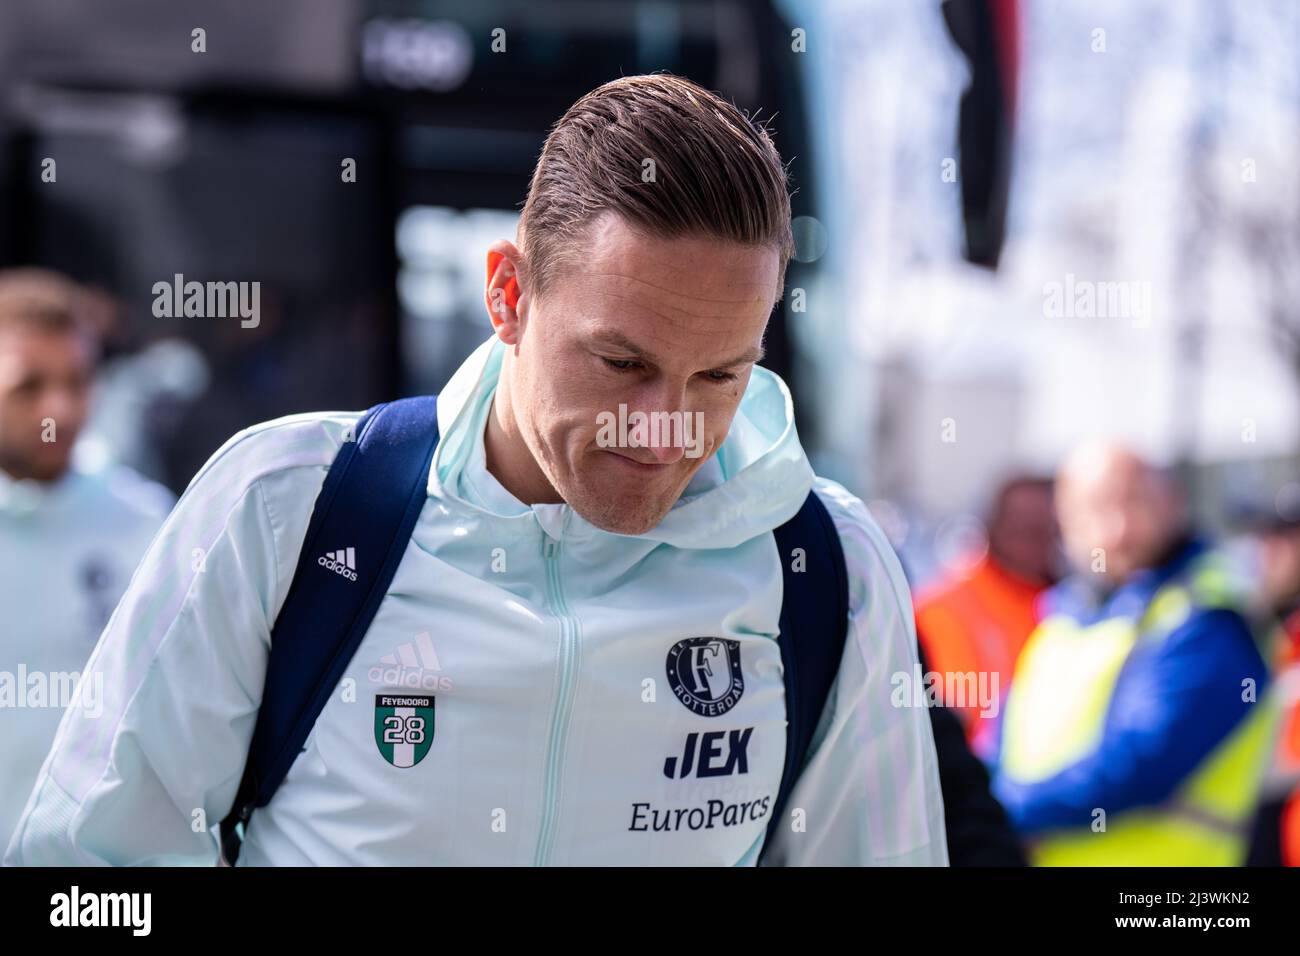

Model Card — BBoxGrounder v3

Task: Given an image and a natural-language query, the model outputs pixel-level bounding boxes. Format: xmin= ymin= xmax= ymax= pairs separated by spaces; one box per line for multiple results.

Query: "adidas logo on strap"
xmin=318 ymin=547 xmax=358 ymax=581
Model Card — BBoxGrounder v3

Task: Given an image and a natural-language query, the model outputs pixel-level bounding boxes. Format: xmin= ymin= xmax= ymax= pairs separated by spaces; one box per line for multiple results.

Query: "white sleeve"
xmin=2 ymin=413 xmax=353 ymax=866
xmin=760 ymin=478 xmax=949 ymax=866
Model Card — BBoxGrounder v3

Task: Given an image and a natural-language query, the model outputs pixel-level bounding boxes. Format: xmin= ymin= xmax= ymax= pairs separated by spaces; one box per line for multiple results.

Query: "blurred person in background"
xmin=990 ymin=443 xmax=1273 ymax=865
xmin=1243 ymin=499 xmax=1300 ymax=670
xmin=1245 ymin=662 xmax=1300 ymax=867
xmin=0 ymin=268 xmax=173 ymax=850
xmin=1240 ymin=494 xmax=1300 ymax=865
xmin=915 ymin=475 xmax=1059 ymax=746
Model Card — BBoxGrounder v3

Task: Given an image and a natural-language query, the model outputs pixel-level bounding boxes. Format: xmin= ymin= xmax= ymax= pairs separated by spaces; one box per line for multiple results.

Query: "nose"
xmin=641 ymin=437 xmax=686 ymax=465
xmin=625 ymin=380 xmax=691 ymax=465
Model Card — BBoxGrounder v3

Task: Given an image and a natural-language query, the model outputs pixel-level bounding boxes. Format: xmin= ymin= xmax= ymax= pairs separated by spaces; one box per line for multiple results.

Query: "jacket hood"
xmin=427 ymin=335 xmax=814 ymax=550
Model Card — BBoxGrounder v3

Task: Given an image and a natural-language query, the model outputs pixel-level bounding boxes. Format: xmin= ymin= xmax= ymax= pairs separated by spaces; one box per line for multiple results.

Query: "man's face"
xmin=503 ymin=213 xmax=780 ymax=535
xmin=989 ymin=483 xmax=1059 ymax=586
xmin=1257 ymin=529 xmax=1300 ymax=611
xmin=0 ymin=324 xmax=95 ymax=482
xmin=1056 ymin=456 xmax=1179 ymax=584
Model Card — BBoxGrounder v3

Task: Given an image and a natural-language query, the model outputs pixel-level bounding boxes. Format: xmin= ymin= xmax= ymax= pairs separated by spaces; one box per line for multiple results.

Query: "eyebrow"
xmin=591 ymin=330 xmax=765 ymax=368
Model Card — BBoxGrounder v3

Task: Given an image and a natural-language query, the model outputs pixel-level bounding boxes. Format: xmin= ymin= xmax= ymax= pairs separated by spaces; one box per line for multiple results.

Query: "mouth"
xmin=600 ymin=449 xmax=673 ymax=474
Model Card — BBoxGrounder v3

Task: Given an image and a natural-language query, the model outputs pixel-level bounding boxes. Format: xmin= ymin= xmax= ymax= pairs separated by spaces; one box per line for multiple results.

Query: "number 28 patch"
xmin=374 ymin=694 xmax=435 ymax=767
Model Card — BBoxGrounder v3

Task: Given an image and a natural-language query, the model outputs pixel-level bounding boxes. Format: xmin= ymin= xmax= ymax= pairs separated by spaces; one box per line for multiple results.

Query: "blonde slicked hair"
xmin=518 ymin=72 xmax=795 ymax=301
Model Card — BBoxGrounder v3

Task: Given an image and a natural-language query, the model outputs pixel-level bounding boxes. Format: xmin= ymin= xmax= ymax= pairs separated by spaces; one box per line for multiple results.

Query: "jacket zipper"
xmin=534 ymin=533 xmax=580 ymax=866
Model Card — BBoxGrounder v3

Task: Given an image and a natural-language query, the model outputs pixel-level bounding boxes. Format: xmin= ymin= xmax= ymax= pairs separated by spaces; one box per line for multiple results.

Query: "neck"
xmin=483 ymin=373 xmax=562 ymax=506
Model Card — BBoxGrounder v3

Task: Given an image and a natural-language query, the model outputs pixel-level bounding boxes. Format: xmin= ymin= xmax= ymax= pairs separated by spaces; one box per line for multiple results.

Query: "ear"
xmin=485 ymin=240 xmax=524 ymax=345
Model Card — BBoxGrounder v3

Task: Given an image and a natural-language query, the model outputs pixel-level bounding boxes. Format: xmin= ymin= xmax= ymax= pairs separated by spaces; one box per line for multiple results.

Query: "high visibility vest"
xmin=1000 ymin=557 xmax=1278 ymax=866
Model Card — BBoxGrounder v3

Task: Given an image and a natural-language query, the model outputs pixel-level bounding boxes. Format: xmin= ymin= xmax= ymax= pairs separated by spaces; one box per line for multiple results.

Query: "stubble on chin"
xmin=570 ymin=469 xmax=698 ymax=534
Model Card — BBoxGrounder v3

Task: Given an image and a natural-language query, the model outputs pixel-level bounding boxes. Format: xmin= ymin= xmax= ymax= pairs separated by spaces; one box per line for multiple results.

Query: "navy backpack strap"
xmin=220 ymin=395 xmax=441 ymax=862
xmin=760 ymin=488 xmax=851 ymax=863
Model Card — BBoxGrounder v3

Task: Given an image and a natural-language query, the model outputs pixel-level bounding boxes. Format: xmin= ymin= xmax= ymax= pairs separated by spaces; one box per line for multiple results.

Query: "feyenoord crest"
xmin=666 ymin=637 xmax=744 ymax=717
xmin=374 ymin=694 xmax=435 ymax=768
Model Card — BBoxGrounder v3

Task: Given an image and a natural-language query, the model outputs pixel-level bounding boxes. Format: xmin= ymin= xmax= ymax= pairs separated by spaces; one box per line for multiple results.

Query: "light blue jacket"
xmin=5 ymin=336 xmax=947 ymax=866
xmin=0 ymin=462 xmax=172 ymax=851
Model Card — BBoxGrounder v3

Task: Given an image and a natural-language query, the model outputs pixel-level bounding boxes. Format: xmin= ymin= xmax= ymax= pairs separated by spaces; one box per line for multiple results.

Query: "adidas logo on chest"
xmin=369 ymin=631 xmax=454 ymax=692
